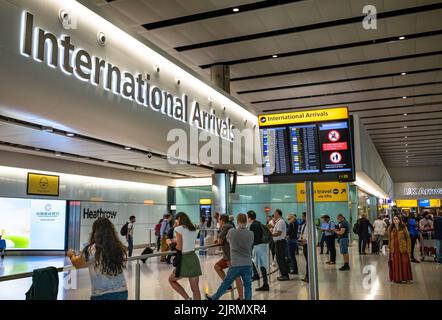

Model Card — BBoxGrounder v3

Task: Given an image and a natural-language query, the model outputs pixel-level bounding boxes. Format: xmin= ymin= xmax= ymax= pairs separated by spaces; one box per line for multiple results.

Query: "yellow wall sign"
xmin=396 ymin=199 xmax=418 ymax=207
xmin=259 ymin=107 xmax=348 ymax=127
xmin=27 ymin=173 xmax=60 ymax=196
xmin=296 ymin=182 xmax=348 ymax=202
xmin=430 ymin=199 xmax=441 ymax=207
xmin=199 ymin=198 xmax=212 ymax=205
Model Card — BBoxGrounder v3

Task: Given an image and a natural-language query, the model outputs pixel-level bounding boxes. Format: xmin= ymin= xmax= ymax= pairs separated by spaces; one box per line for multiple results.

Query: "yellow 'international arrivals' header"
xmin=258 ymin=107 xmax=348 ymax=126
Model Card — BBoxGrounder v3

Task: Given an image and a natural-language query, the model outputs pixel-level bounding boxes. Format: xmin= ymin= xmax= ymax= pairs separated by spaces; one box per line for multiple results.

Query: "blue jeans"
xmin=287 ymin=239 xmax=298 ymax=273
xmin=436 ymin=240 xmax=442 ymax=263
xmin=127 ymin=235 xmax=133 ymax=257
xmin=211 ymin=266 xmax=252 ymax=300
xmin=91 ymin=290 xmax=128 ymax=300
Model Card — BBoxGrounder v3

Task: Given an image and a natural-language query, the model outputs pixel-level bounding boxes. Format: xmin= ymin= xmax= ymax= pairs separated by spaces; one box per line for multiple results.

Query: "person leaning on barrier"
xmin=206 ymin=213 xmax=254 ymax=300
xmin=168 ymin=212 xmax=202 ymax=300
xmin=213 ymin=214 xmax=244 ymax=299
xmin=67 ymin=217 xmax=128 ymax=300
xmin=334 ymin=214 xmax=350 ymax=271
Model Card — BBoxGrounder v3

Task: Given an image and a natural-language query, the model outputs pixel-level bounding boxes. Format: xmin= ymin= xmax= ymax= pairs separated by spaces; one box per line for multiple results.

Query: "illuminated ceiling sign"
xmin=20 ymin=12 xmax=235 ymax=141
xmin=258 ymin=107 xmax=349 ymax=127
xmin=396 ymin=199 xmax=418 ymax=207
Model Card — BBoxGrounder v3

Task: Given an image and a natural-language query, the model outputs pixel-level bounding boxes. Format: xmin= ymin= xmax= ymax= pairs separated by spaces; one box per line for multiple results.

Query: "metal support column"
xmin=305 ymin=181 xmax=319 ymax=300
xmin=135 ymin=259 xmax=141 ymax=300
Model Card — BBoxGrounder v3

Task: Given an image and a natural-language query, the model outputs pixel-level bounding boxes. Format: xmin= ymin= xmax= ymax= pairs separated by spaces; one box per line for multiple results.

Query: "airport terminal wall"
xmin=0 ymin=166 xmax=167 ymax=251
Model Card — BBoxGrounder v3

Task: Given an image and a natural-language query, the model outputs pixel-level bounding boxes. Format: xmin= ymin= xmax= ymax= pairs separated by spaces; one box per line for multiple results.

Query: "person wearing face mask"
xmin=388 ymin=215 xmax=413 ymax=284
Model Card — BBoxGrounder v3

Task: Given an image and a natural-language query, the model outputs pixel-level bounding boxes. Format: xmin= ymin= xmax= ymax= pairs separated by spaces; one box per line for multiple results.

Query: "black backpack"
xmin=353 ymin=221 xmax=360 ymax=235
xmin=260 ymin=222 xmax=272 ymax=244
xmin=120 ymin=222 xmax=129 ymax=236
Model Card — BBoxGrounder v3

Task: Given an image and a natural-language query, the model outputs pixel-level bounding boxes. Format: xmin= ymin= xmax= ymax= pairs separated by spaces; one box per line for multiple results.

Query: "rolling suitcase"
xmin=371 ymin=240 xmax=380 ymax=254
xmin=140 ymin=247 xmax=153 ymax=263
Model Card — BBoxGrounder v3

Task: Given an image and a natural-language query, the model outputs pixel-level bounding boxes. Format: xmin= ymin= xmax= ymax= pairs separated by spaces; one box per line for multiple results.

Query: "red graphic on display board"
xmin=328 ymin=130 xmax=340 ymax=142
xmin=330 ymin=152 xmax=342 ymax=163
xmin=322 ymin=142 xmax=348 ymax=151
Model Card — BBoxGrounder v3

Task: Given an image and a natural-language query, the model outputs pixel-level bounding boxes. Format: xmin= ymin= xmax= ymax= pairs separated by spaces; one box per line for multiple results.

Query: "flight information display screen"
xmin=260 ymin=127 xmax=290 ymax=175
xmin=258 ymin=108 xmax=355 ymax=182
xmin=289 ymin=124 xmax=320 ymax=174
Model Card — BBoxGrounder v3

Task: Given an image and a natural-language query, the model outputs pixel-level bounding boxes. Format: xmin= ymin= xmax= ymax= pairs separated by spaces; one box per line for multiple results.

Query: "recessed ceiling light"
xmin=103 ymin=160 xmax=109 ymax=163
xmin=35 ymin=148 xmax=40 ymax=151
xmin=405 ymin=150 xmax=408 ymax=153
xmin=402 ymin=96 xmax=407 ymax=99
xmin=124 ymin=146 xmax=131 ymax=150
xmin=401 ymin=72 xmax=407 ymax=76
xmin=403 ymin=113 xmax=407 ymax=116
xmin=233 ymin=8 xmax=239 ymax=12
xmin=55 ymin=152 xmax=62 ymax=157
xmin=404 ymin=136 xmax=408 ymax=139
xmin=406 ymin=155 xmax=409 ymax=158
xmin=405 ymin=144 xmax=408 ymax=146
xmin=66 ymin=133 xmax=75 ymax=137
xmin=404 ymin=126 xmax=407 ymax=129
xmin=272 ymin=54 xmax=278 ymax=58
xmin=399 ymin=36 xmax=405 ymax=40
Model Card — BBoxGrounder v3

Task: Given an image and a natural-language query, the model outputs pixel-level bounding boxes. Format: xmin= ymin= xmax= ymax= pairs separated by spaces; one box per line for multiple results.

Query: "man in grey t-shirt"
xmin=207 ymin=213 xmax=254 ymax=300
xmin=213 ymin=215 xmax=243 ymax=299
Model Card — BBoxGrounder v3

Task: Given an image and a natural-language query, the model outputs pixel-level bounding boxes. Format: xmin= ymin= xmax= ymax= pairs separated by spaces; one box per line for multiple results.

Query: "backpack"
xmin=154 ymin=223 xmax=162 ymax=236
xmin=353 ymin=221 xmax=359 ymax=235
xmin=259 ymin=222 xmax=272 ymax=244
xmin=120 ymin=222 xmax=129 ymax=236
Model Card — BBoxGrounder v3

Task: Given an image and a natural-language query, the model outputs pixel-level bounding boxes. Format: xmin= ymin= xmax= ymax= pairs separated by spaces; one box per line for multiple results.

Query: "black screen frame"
xmin=261 ymin=116 xmax=356 ymax=183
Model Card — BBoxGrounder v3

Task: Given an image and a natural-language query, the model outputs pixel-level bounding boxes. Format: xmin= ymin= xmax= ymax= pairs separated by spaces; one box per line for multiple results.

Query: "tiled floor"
xmin=0 ymin=245 xmax=441 ymax=300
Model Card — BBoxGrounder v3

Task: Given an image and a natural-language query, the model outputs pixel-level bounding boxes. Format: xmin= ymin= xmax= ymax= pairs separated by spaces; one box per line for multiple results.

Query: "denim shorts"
xmin=91 ymin=290 xmax=128 ymax=300
xmin=339 ymin=238 xmax=349 ymax=254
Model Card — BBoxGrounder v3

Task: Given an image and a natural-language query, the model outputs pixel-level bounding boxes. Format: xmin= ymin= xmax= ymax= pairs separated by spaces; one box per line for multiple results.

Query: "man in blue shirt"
xmin=334 ymin=214 xmax=350 ymax=271
xmin=320 ymin=215 xmax=336 ymax=264
xmin=0 ymin=235 xmax=6 ymax=259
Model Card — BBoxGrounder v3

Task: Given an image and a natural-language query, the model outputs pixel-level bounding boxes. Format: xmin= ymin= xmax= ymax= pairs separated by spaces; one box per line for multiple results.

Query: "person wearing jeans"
xmin=126 ymin=215 xmax=136 ymax=257
xmin=207 ymin=213 xmax=254 ymax=300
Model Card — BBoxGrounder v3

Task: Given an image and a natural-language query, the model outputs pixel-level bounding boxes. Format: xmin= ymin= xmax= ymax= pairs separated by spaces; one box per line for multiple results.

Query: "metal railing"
xmin=0 ymin=244 xmax=221 ymax=300
xmin=0 ymin=242 xmax=286 ymax=300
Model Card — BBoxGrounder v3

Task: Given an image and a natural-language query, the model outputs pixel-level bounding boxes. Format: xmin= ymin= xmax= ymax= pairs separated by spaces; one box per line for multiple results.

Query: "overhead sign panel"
xmin=27 ymin=173 xmax=60 ymax=197
xmin=259 ymin=107 xmax=355 ymax=183
xmin=396 ymin=199 xmax=418 ymax=207
xmin=296 ymin=182 xmax=348 ymax=202
xmin=258 ymin=107 xmax=349 ymax=126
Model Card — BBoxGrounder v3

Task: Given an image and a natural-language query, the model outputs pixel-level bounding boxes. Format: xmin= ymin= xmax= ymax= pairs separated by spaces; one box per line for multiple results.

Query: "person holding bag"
xmin=387 ymin=215 xmax=413 ymax=284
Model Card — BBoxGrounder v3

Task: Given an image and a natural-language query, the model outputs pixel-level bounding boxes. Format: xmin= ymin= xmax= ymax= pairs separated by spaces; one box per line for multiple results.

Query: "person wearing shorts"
xmin=214 ymin=214 xmax=244 ymax=299
xmin=334 ymin=214 xmax=350 ymax=271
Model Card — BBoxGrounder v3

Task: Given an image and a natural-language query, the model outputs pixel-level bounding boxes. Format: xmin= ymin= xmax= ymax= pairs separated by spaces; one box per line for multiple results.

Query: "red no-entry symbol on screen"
xmin=328 ymin=130 xmax=340 ymax=142
xmin=330 ymin=152 xmax=342 ymax=163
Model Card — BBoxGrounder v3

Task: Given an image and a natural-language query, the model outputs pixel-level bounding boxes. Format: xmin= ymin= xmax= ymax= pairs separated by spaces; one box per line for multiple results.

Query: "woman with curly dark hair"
xmin=67 ymin=217 xmax=128 ymax=300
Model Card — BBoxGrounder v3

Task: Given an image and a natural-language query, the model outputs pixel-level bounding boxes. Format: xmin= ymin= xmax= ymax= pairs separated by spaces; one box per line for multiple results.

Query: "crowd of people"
xmin=65 ymin=207 xmax=442 ymax=300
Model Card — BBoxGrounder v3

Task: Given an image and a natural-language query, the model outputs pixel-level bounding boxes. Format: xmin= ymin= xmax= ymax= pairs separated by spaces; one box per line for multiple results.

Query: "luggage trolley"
xmin=420 ymin=231 xmax=436 ymax=262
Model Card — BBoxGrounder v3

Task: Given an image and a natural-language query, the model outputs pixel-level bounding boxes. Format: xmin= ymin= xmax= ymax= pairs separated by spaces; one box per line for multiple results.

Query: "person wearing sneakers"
xmin=334 ymin=214 xmax=350 ymax=271
xmin=321 ymin=215 xmax=336 ymax=265
xmin=206 ymin=213 xmax=254 ymax=300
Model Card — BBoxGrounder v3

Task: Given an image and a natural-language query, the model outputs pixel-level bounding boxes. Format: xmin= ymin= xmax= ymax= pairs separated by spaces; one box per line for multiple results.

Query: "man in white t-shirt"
xmin=272 ymin=209 xmax=290 ymax=281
